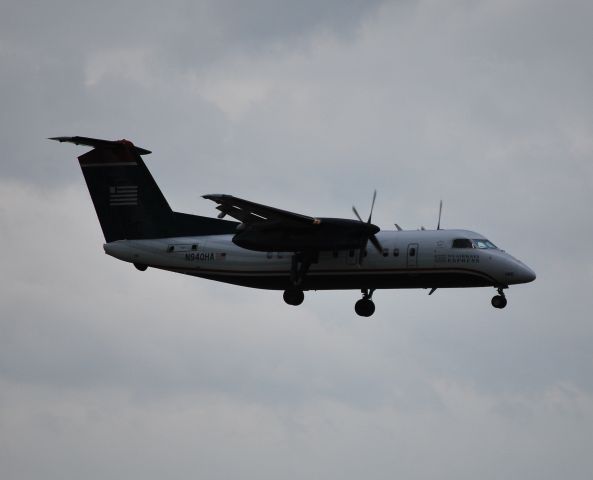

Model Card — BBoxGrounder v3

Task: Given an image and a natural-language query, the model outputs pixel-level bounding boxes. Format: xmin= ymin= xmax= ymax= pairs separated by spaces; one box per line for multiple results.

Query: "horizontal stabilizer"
xmin=49 ymin=136 xmax=151 ymax=155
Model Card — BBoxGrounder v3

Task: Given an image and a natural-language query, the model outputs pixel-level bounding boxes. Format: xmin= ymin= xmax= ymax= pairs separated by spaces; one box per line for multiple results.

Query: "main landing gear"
xmin=283 ymin=288 xmax=377 ymax=316
xmin=491 ymin=287 xmax=508 ymax=309
xmin=290 ymin=252 xmax=313 ymax=286
xmin=283 ymin=288 xmax=304 ymax=306
xmin=282 ymin=253 xmax=377 ymax=316
xmin=355 ymin=289 xmax=375 ymax=317
xmin=283 ymin=253 xmax=313 ymax=307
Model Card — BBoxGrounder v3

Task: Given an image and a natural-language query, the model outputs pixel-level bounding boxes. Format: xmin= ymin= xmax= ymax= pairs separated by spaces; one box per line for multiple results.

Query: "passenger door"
xmin=407 ymin=243 xmax=418 ymax=267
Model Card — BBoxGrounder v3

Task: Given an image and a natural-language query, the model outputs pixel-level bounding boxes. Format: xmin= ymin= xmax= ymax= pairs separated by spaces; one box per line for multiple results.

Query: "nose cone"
xmin=516 ymin=263 xmax=536 ymax=284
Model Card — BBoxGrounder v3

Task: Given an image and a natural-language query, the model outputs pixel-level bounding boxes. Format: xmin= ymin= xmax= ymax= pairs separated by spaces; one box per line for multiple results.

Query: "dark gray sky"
xmin=1 ymin=1 xmax=592 ymax=479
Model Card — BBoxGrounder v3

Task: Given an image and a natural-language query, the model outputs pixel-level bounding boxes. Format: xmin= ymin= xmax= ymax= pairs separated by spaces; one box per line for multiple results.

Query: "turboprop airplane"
xmin=52 ymin=136 xmax=536 ymax=317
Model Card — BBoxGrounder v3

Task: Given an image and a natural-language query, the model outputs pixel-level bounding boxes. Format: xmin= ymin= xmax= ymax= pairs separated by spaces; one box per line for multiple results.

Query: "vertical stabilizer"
xmin=52 ymin=137 xmax=237 ymax=241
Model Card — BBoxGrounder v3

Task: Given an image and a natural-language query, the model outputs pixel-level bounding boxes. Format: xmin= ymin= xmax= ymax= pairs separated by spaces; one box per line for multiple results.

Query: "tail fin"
xmin=52 ymin=136 xmax=237 ymax=242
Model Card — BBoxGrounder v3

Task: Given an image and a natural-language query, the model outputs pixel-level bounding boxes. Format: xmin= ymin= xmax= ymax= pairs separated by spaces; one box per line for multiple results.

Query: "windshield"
xmin=472 ymin=239 xmax=497 ymax=249
xmin=452 ymin=238 xmax=498 ymax=249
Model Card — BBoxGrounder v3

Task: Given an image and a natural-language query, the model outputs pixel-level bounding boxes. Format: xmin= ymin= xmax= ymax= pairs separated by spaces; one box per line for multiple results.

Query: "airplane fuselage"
xmin=104 ymin=228 xmax=535 ymax=292
xmin=53 ymin=136 xmax=535 ymax=315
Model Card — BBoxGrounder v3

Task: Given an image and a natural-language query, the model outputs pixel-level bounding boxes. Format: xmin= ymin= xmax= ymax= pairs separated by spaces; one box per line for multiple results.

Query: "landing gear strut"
xmin=290 ymin=252 xmax=313 ymax=286
xmin=491 ymin=288 xmax=507 ymax=309
xmin=355 ymin=289 xmax=376 ymax=317
xmin=283 ymin=252 xmax=313 ymax=307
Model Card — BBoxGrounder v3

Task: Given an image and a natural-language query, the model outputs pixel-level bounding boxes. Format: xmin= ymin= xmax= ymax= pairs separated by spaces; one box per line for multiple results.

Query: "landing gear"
xmin=355 ymin=299 xmax=375 ymax=317
xmin=355 ymin=289 xmax=376 ymax=317
xmin=283 ymin=252 xmax=313 ymax=306
xmin=290 ymin=253 xmax=313 ymax=286
xmin=491 ymin=288 xmax=507 ymax=309
xmin=283 ymin=288 xmax=304 ymax=306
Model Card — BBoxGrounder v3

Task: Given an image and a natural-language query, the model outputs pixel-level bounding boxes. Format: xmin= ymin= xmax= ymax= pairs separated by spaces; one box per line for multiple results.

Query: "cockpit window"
xmin=472 ymin=239 xmax=497 ymax=249
xmin=452 ymin=238 xmax=473 ymax=248
xmin=452 ymin=238 xmax=498 ymax=249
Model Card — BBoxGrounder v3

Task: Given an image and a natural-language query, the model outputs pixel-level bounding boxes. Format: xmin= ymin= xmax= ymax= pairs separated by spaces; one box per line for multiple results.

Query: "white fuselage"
xmin=103 ymin=229 xmax=536 ymax=291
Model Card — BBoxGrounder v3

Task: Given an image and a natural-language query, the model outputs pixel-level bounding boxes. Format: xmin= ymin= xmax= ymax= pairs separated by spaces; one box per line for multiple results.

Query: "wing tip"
xmin=203 ymin=194 xmax=228 ymax=201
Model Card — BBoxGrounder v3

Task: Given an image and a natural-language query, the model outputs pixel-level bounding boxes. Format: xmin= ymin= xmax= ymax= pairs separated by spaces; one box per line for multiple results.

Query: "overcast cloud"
xmin=1 ymin=0 xmax=592 ymax=479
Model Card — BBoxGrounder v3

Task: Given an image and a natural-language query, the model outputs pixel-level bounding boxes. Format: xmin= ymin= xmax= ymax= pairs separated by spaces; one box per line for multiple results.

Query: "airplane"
xmin=51 ymin=136 xmax=536 ymax=316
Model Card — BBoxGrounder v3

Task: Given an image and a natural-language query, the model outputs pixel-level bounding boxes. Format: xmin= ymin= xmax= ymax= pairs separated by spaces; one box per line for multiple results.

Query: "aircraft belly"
xmin=162 ymin=267 xmax=495 ymax=291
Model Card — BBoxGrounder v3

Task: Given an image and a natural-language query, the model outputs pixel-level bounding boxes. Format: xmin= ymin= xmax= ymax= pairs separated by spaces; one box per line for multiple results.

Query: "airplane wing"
xmin=202 ymin=194 xmax=319 ymax=229
xmin=203 ymin=193 xmax=381 ymax=254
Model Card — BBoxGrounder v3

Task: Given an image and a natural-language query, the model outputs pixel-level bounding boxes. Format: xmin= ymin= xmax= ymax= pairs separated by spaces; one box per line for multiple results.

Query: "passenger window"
xmin=167 ymin=245 xmax=174 ymax=253
xmin=349 ymin=249 xmax=355 ymax=258
xmin=393 ymin=248 xmax=399 ymax=257
xmin=409 ymin=247 xmax=416 ymax=257
xmin=452 ymin=238 xmax=473 ymax=248
xmin=332 ymin=250 xmax=339 ymax=259
xmin=266 ymin=252 xmax=273 ymax=259
xmin=191 ymin=244 xmax=197 ymax=251
xmin=382 ymin=248 xmax=389 ymax=257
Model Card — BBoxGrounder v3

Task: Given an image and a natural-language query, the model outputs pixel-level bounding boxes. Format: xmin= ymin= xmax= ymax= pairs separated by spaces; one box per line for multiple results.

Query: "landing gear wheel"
xmin=283 ymin=289 xmax=304 ymax=306
xmin=491 ymin=295 xmax=507 ymax=309
xmin=355 ymin=299 xmax=375 ymax=317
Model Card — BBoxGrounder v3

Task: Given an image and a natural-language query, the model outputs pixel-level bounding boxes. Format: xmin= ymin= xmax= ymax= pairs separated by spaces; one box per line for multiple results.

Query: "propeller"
xmin=352 ymin=190 xmax=383 ymax=264
xmin=436 ymin=200 xmax=443 ymax=230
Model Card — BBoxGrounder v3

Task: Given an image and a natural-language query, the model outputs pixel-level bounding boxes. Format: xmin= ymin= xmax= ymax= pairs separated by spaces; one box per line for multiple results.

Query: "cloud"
xmin=84 ymin=48 xmax=155 ymax=89
xmin=1 ymin=0 xmax=593 ymax=478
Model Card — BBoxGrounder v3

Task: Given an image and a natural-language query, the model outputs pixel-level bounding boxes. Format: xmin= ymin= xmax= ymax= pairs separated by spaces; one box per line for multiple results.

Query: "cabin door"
xmin=407 ymin=243 xmax=418 ymax=267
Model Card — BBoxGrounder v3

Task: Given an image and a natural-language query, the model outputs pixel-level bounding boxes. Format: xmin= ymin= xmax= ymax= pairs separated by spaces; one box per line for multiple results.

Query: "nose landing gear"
xmin=491 ymin=288 xmax=507 ymax=309
xmin=355 ymin=289 xmax=376 ymax=317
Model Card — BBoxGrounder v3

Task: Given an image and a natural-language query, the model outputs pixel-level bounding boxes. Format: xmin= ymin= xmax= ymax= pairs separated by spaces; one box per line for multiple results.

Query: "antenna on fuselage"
xmin=437 ymin=200 xmax=443 ymax=230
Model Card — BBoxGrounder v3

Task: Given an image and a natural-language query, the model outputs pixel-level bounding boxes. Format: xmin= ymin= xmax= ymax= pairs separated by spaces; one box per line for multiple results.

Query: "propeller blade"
xmin=357 ymin=235 xmax=382 ymax=266
xmin=353 ymin=190 xmax=380 ymax=265
xmin=437 ymin=200 xmax=443 ymax=230
xmin=352 ymin=206 xmax=363 ymax=223
xmin=367 ymin=190 xmax=377 ymax=224
xmin=369 ymin=234 xmax=383 ymax=254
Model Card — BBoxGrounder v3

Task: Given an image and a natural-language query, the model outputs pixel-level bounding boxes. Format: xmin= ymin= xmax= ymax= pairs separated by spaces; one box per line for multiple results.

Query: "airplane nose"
xmin=517 ymin=264 xmax=536 ymax=284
